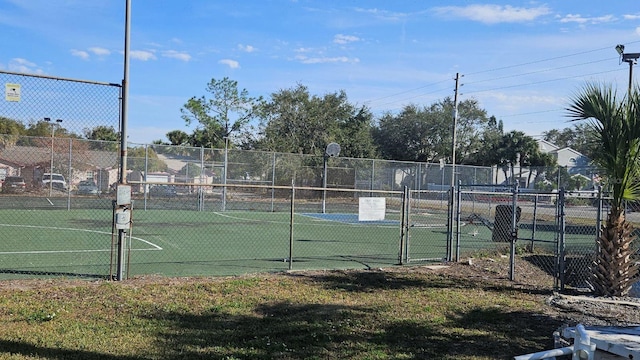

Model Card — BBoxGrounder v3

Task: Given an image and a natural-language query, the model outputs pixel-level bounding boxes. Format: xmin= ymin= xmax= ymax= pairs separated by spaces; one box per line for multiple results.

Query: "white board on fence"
xmin=359 ymin=197 xmax=386 ymax=221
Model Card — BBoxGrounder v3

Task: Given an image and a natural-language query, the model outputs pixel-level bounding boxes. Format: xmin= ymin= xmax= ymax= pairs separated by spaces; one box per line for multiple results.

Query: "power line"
xmin=463 ymin=57 xmax=614 ymax=86
xmin=463 ymin=68 xmax=622 ymax=96
xmin=362 ymin=41 xmax=640 ymax=115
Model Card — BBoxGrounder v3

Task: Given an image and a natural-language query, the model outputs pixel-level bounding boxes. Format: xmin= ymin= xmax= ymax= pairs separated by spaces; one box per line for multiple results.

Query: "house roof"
xmin=0 ymin=145 xmax=118 ymax=169
xmin=536 ymin=139 xmax=559 ymax=153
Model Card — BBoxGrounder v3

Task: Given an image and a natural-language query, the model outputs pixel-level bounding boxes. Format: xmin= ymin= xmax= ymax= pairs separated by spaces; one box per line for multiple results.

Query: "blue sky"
xmin=1 ymin=0 xmax=639 ymax=144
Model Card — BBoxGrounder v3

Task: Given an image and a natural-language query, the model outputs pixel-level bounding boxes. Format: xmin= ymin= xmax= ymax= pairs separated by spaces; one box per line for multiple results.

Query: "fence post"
xmin=446 ymin=185 xmax=455 ymax=262
xmin=399 ymin=186 xmax=409 ymax=264
xmin=288 ymin=179 xmax=295 ymax=270
xmin=530 ymin=194 xmax=538 ymax=252
xmin=558 ymin=188 xmax=567 ymax=291
xmin=596 ymin=185 xmax=603 ymax=241
xmin=455 ymin=180 xmax=462 ymax=262
xmin=271 ymin=152 xmax=276 ymax=212
xmin=67 ymin=138 xmax=72 ymax=210
xmin=509 ymin=181 xmax=519 ymax=281
xmin=143 ymin=144 xmax=148 ymax=211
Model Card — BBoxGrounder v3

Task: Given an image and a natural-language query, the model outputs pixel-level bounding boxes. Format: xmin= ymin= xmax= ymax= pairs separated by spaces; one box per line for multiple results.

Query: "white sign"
xmin=5 ymin=83 xmax=21 ymax=102
xmin=358 ymin=197 xmax=386 ymax=221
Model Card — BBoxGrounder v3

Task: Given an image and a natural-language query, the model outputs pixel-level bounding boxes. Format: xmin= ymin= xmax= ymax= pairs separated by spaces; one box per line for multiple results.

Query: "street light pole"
xmin=616 ymin=44 xmax=640 ymax=93
xmin=44 ymin=117 xmax=62 ymax=197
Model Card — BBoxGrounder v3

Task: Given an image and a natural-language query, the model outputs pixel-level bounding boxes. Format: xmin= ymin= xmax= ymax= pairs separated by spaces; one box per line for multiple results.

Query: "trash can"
xmin=492 ymin=204 xmax=521 ymax=242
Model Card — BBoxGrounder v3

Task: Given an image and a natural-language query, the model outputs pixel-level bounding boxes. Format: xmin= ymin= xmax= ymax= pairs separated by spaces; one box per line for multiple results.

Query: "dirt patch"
xmin=406 ymin=257 xmax=640 ymax=327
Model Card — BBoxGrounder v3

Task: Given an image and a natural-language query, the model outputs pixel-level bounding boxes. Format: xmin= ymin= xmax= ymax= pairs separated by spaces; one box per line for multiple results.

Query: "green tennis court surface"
xmin=0 ymin=207 xmax=597 ymax=280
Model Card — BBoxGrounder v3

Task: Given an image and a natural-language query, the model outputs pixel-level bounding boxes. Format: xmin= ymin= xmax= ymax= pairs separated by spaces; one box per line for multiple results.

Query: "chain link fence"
xmin=3 ymin=70 xmax=637 ymax=294
xmin=0 ymin=133 xmax=632 ymax=294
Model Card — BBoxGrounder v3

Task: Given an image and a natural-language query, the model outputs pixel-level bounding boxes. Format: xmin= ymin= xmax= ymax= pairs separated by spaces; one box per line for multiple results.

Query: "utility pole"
xmin=450 ymin=73 xmax=460 ymax=187
xmin=447 ymin=73 xmax=461 ymax=262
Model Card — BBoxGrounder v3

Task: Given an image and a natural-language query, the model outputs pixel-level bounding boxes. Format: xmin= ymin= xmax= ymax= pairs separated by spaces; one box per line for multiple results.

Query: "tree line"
xmin=162 ymin=77 xmax=594 ymax=164
xmin=1 ymin=77 xmax=596 ymax=173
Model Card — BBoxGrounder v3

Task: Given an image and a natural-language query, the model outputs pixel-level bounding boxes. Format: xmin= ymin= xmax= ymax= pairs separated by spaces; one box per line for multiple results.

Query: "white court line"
xmin=0 ymin=223 xmax=162 ymax=254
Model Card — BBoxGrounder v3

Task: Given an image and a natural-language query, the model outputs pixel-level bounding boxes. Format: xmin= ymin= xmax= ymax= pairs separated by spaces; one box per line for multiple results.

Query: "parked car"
xmin=77 ymin=180 xmax=99 ymax=195
xmin=42 ymin=173 xmax=68 ymax=191
xmin=2 ymin=176 xmax=26 ymax=193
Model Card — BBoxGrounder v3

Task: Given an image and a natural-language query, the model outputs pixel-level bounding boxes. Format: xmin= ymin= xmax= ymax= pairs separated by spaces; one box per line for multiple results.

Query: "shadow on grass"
xmin=144 ymin=299 xmax=562 ymax=359
xmin=0 ymin=339 xmax=141 ymax=360
xmin=288 ymin=269 xmax=553 ymax=296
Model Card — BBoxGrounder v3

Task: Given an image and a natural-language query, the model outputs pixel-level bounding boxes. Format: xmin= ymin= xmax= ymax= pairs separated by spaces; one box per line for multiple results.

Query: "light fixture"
xmin=615 ymin=44 xmax=640 ymax=92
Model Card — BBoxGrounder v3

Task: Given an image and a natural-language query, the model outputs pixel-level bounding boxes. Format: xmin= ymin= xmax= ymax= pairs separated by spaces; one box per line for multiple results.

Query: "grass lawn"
xmin=0 ymin=258 xmax=563 ymax=360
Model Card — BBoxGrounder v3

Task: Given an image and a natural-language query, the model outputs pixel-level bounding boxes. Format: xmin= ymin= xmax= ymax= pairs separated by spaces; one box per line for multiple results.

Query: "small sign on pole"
xmin=5 ymin=83 xmax=21 ymax=102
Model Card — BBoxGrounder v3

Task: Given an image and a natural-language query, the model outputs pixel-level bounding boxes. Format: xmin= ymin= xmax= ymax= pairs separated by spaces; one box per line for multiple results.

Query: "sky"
xmin=1 ymin=0 xmax=639 ymax=145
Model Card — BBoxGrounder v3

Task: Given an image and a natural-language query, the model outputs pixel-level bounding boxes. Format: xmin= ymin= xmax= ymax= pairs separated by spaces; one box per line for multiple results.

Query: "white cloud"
xmin=219 ymin=59 xmax=240 ymax=68
xmin=163 ymin=50 xmax=191 ymax=61
xmin=238 ymin=44 xmax=256 ymax=52
xmin=432 ymin=4 xmax=551 ymax=24
xmin=8 ymin=58 xmax=43 ymax=74
xmin=71 ymin=49 xmax=90 ymax=60
xmin=130 ymin=50 xmax=157 ymax=61
xmin=624 ymin=14 xmax=640 ymax=20
xmin=89 ymin=47 xmax=110 ymax=56
xmin=559 ymin=14 xmax=616 ymax=24
xmin=295 ymin=55 xmax=359 ymax=64
xmin=334 ymin=34 xmax=360 ymax=45
xmin=354 ymin=7 xmax=409 ymax=22
xmin=636 ymin=27 xmax=640 ymax=36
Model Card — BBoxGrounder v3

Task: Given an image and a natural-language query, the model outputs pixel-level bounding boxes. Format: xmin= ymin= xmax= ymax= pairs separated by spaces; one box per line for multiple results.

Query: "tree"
xmin=83 ymin=125 xmax=120 ymax=151
xmin=84 ymin=126 xmax=119 ymax=142
xmin=181 ymin=77 xmax=261 ymax=149
xmin=499 ymin=131 xmax=553 ymax=187
xmin=566 ymin=82 xmax=640 ymax=297
xmin=166 ymin=130 xmax=190 ymax=146
xmin=178 ymin=163 xmax=202 ymax=177
xmin=543 ymin=123 xmax=597 ymax=159
xmin=127 ymin=147 xmax=168 ymax=173
xmin=254 ymin=84 xmax=375 ymax=158
xmin=466 ymin=116 xmax=503 ymax=166
xmin=0 ymin=117 xmax=26 ymax=149
xmin=373 ymin=98 xmax=488 ymax=163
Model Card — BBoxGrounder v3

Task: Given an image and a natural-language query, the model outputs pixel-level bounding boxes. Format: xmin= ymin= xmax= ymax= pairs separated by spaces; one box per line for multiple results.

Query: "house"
xmin=0 ymin=143 xmax=119 ymax=192
xmin=537 ymin=139 xmax=592 ymax=176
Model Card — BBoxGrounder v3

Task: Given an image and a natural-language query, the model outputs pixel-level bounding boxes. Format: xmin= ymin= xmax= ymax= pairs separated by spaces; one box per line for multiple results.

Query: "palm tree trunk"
xmin=593 ymin=207 xmax=640 ymax=296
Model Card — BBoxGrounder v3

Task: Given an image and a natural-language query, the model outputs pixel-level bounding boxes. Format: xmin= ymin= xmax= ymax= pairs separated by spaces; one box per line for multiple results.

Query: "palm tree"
xmin=566 ymin=83 xmax=640 ymax=297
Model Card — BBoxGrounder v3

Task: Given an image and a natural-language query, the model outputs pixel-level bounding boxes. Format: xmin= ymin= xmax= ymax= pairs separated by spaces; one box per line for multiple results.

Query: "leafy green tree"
xmin=373 ymin=98 xmax=488 ymax=163
xmin=334 ymin=106 xmax=377 ymax=158
xmin=178 ymin=163 xmax=202 ymax=177
xmin=166 ymin=130 xmax=190 ymax=146
xmin=83 ymin=125 xmax=119 ymax=151
xmin=254 ymin=84 xmax=374 ymax=158
xmin=84 ymin=126 xmax=119 ymax=141
xmin=566 ymin=83 xmax=640 ymax=297
xmin=181 ymin=77 xmax=261 ymax=149
xmin=543 ymin=123 xmax=597 ymax=159
xmin=127 ymin=147 xmax=168 ymax=173
xmin=467 ymin=116 xmax=503 ymax=166
xmin=0 ymin=117 xmax=26 ymax=149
